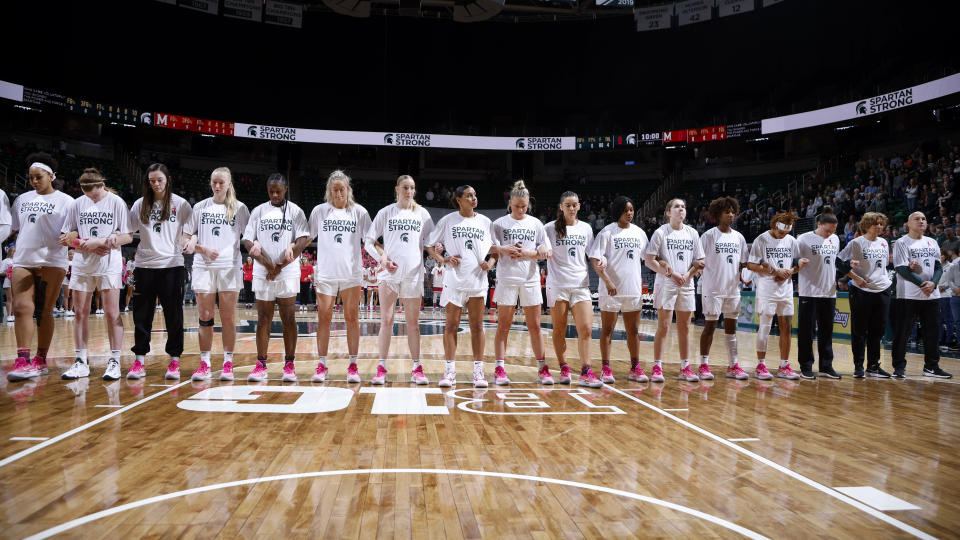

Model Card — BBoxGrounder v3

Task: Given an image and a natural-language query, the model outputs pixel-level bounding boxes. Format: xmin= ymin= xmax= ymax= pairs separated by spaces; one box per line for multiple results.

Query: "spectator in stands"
xmin=905 ymin=178 xmax=919 ymax=211
xmin=942 ymin=227 xmax=960 ymax=255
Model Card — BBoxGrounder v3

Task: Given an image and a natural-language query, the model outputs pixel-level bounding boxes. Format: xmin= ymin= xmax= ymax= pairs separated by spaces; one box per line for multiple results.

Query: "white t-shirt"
xmin=940 ymin=260 xmax=954 ymax=298
xmin=589 ymin=223 xmax=648 ymax=297
xmin=0 ymin=258 xmax=13 ymax=287
xmin=128 ymin=194 xmax=193 ymax=269
xmin=0 ymin=189 xmax=11 ymax=243
xmin=242 ymin=201 xmax=310 ymax=281
xmin=364 ymin=203 xmax=434 ymax=283
xmin=428 ymin=212 xmax=493 ymax=293
xmin=491 ymin=214 xmax=549 ymax=285
xmin=544 ymin=220 xmax=594 ymax=289
xmin=893 ymin=235 xmax=941 ymax=300
xmin=431 ymin=265 xmax=443 ymax=289
xmin=11 ymin=190 xmax=74 ymax=269
xmin=308 ymin=202 xmax=372 ymax=281
xmin=184 ymin=198 xmax=251 ymax=270
xmin=61 ymin=192 xmax=131 ymax=277
xmin=749 ymin=231 xmax=800 ymax=300
xmin=838 ymin=236 xmax=891 ymax=293
xmin=645 ymin=223 xmax=704 ymax=292
xmin=699 ymin=227 xmax=748 ymax=298
xmin=797 ymin=231 xmax=839 ymax=298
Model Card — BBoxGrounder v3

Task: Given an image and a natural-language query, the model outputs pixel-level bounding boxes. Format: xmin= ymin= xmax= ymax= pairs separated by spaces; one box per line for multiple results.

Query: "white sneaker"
xmin=62 ymin=360 xmax=91 ymax=380
xmin=5 ymin=315 xmax=13 ymax=322
xmin=473 ymin=365 xmax=488 ymax=388
xmin=65 ymin=310 xmax=75 ymax=317
xmin=102 ymin=358 xmax=122 ymax=381
xmin=438 ymin=369 xmax=456 ymax=387
xmin=96 ymin=309 xmax=104 ymax=315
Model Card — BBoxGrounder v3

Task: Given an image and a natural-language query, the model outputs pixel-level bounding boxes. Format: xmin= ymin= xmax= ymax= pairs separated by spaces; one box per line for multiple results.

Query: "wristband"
xmin=72 ymin=238 xmax=81 ymax=248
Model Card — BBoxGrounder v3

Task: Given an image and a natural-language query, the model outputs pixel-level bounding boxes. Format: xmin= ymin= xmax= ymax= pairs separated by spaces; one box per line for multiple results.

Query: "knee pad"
xmin=756 ymin=313 xmax=774 ymax=352
xmin=199 ymin=318 xmax=215 ymax=327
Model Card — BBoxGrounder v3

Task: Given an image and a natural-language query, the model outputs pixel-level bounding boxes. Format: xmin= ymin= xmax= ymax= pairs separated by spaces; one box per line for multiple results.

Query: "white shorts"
xmin=546 ymin=286 xmax=591 ymax=308
xmin=193 ymin=267 xmax=243 ymax=293
xmin=756 ymin=297 xmax=794 ymax=317
xmin=703 ymin=295 xmax=741 ymax=320
xmin=599 ymin=295 xmax=643 ymax=313
xmin=493 ymin=282 xmax=542 ymax=307
xmin=316 ymin=279 xmax=361 ymax=297
xmin=653 ymin=285 xmax=695 ymax=312
xmin=70 ymin=273 xmax=121 ymax=292
xmin=440 ymin=288 xmax=486 ymax=308
xmin=253 ymin=276 xmax=300 ymax=301
xmin=379 ymin=275 xmax=423 ymax=299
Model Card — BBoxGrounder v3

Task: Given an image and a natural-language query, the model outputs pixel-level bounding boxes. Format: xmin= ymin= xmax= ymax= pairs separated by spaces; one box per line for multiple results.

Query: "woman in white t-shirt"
xmin=364 ymin=175 xmax=435 ymax=385
xmin=430 ymin=261 xmax=444 ymax=311
xmin=306 ymin=170 xmax=372 ymax=384
xmin=58 ymin=168 xmax=134 ymax=381
xmin=427 ymin=185 xmax=495 ymax=388
xmin=6 ymin=153 xmax=73 ymax=383
xmin=643 ymin=199 xmax=705 ymax=384
xmin=182 ymin=167 xmax=250 ymax=382
xmin=590 ymin=196 xmax=648 ymax=384
xmin=363 ymin=264 xmax=379 ymax=311
xmin=544 ymin=191 xmax=601 ymax=388
xmin=490 ymin=181 xmax=553 ymax=385
xmin=2 ymin=246 xmax=14 ymax=323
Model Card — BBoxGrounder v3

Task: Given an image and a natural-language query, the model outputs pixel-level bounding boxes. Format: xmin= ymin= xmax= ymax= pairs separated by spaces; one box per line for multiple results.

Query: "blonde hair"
xmin=510 ymin=179 xmax=530 ymax=201
xmin=395 ymin=174 xmax=419 ymax=211
xmin=79 ymin=168 xmax=116 ymax=194
xmin=859 ymin=212 xmax=888 ymax=234
xmin=324 ymin=169 xmax=356 ymax=208
xmin=663 ymin=198 xmax=685 ymax=219
xmin=211 ymin=167 xmax=239 ymax=223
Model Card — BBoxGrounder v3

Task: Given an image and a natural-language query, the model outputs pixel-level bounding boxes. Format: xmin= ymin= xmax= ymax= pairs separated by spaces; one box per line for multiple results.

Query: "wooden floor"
xmin=0 ymin=307 xmax=958 ymax=539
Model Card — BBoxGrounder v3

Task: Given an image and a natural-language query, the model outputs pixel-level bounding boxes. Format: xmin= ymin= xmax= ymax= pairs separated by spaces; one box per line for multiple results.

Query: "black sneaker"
xmin=853 ymin=368 xmax=865 ymax=379
xmin=818 ymin=368 xmax=842 ymax=379
xmin=866 ymin=367 xmax=892 ymax=378
xmin=892 ymin=369 xmax=906 ymax=379
xmin=800 ymin=369 xmax=816 ymax=380
xmin=922 ymin=367 xmax=954 ymax=378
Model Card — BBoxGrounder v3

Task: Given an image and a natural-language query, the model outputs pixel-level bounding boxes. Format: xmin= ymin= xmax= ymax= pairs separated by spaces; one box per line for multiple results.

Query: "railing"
xmin=641 ymin=173 xmax=680 ymax=218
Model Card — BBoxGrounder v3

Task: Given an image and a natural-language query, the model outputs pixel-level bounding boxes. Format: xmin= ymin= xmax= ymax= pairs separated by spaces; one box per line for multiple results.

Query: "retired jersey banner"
xmin=265 ymin=0 xmax=303 ymax=28
xmin=178 ymin=0 xmax=218 ymax=15
xmin=223 ymin=0 xmax=262 ymax=21
xmin=718 ymin=0 xmax=753 ymax=17
xmin=635 ymin=4 xmax=673 ymax=31
xmin=677 ymin=0 xmax=712 ymax=26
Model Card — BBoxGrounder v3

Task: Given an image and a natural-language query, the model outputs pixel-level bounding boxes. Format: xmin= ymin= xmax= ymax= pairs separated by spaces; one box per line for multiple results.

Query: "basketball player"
xmin=182 ymin=167 xmax=250 ymax=381
xmin=430 ymin=260 xmax=443 ymax=311
xmin=796 ymin=207 xmax=841 ymax=379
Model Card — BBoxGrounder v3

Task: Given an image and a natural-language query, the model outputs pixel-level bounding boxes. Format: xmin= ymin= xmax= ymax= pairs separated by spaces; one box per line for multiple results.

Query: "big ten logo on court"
xmin=178 ymin=386 xmax=356 ymax=414
xmin=447 ymin=388 xmax=627 ymax=416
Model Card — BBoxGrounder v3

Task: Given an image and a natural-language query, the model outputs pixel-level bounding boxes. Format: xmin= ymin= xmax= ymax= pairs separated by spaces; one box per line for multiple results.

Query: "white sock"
xmin=700 ymin=355 xmax=709 ymax=366
xmin=496 ymin=358 xmax=504 ymax=368
xmin=681 ymin=359 xmax=690 ymax=369
xmin=758 ymin=358 xmax=766 ymax=365
xmin=109 ymin=350 xmax=120 ymax=361
xmin=654 ymin=359 xmax=662 ymax=367
xmin=446 ymin=360 xmax=455 ymax=372
xmin=780 ymin=359 xmax=790 ymax=368
xmin=537 ymin=358 xmax=546 ymax=369
xmin=724 ymin=334 xmax=738 ymax=366
xmin=412 ymin=358 xmax=421 ymax=369
xmin=318 ymin=355 xmax=327 ymax=367
xmin=200 ymin=351 xmax=211 ymax=365
xmin=135 ymin=354 xmax=145 ymax=365
xmin=171 ymin=356 xmax=180 ymax=365
xmin=474 ymin=360 xmax=483 ymax=371
xmin=349 ymin=355 xmax=358 ymax=365
xmin=77 ymin=349 xmax=88 ymax=364
xmin=223 ymin=351 xmax=234 ymax=365
xmin=379 ymin=358 xmax=387 ymax=368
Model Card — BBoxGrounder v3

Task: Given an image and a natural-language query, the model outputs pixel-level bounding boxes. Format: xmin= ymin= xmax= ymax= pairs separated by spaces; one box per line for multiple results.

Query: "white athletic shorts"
xmin=192 ymin=267 xmax=243 ymax=293
xmin=440 ymin=288 xmax=486 ymax=308
xmin=653 ymin=284 xmax=695 ymax=312
xmin=379 ymin=274 xmax=422 ymax=299
xmin=316 ymin=278 xmax=361 ymax=297
xmin=70 ymin=273 xmax=121 ymax=292
xmin=599 ymin=295 xmax=643 ymax=313
xmin=756 ymin=297 xmax=794 ymax=317
xmin=703 ymin=295 xmax=741 ymax=320
xmin=253 ymin=275 xmax=299 ymax=301
xmin=546 ymin=286 xmax=591 ymax=308
xmin=493 ymin=282 xmax=542 ymax=307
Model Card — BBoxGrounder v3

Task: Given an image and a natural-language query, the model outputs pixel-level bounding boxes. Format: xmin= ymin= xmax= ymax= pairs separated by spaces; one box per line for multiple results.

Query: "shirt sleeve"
xmin=357 ymin=207 xmax=372 ymax=243
xmin=749 ymin=235 xmax=764 ymax=264
xmin=792 ymin=236 xmax=801 ymax=259
xmin=838 ymin=238 xmax=857 ymax=261
xmin=9 ymin=196 xmax=19 ymax=231
xmin=0 ymin=191 xmax=11 ymax=227
xmin=178 ymin=199 xmax=194 ymax=229
xmin=182 ymin=201 xmax=199 ymax=236
xmin=491 ymin=221 xmax=503 ymax=247
xmin=589 ymin=229 xmax=608 ymax=259
xmin=60 ymin=198 xmax=78 ymax=234
xmin=644 ymin=228 xmax=661 ymax=257
xmin=893 ymin=239 xmax=910 ymax=267
xmin=127 ymin=200 xmax=141 ymax=234
xmin=691 ymin=228 xmax=705 ymax=259
xmin=236 ymin=204 xmax=251 ymax=236
xmin=584 ymin=225 xmax=595 ymax=254
xmin=535 ymin=221 xmax=548 ymax=249
xmin=242 ymin=206 xmax=258 ymax=243
xmin=420 ymin=209 xmax=436 ymax=249
xmin=293 ymin=207 xmax=309 ymax=239
xmin=308 ymin=205 xmax=321 ymax=241
xmin=116 ymin=197 xmax=132 ymax=234
xmin=739 ymin=234 xmax=749 ymax=263
xmin=424 ymin=213 xmax=444 ymax=248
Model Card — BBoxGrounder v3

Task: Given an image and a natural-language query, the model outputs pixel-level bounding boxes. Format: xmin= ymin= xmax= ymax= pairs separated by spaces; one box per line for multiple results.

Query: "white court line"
xmin=727 ymin=438 xmax=761 ymax=442
xmin=663 ymin=408 xmax=688 ymax=411
xmin=9 ymin=437 xmax=48 ymax=441
xmin=604 ymin=385 xmax=935 ymax=540
xmin=94 ymin=405 xmax=124 ymax=408
xmin=24 ymin=468 xmax=768 ymax=540
xmin=148 ymin=384 xmax=174 ymax=387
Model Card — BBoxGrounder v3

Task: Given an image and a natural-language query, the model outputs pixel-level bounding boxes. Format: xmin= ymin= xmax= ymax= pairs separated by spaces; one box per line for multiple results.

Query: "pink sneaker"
xmin=628 ymin=366 xmax=649 ymax=383
xmin=165 ymin=359 xmax=180 ymax=380
xmin=220 ymin=361 xmax=234 ymax=381
xmin=725 ymin=363 xmax=748 ymax=380
xmin=538 ymin=365 xmax=554 ymax=384
xmin=650 ymin=364 xmax=665 ymax=383
xmin=494 ymin=365 xmax=510 ymax=386
xmin=755 ymin=363 xmax=773 ymax=380
xmin=558 ymin=364 xmax=572 ymax=384
xmin=371 ymin=365 xmax=387 ymax=385
xmin=678 ymin=365 xmax=700 ymax=382
xmin=410 ymin=365 xmax=428 ymax=385
xmin=126 ymin=359 xmax=146 ymax=380
xmin=347 ymin=363 xmax=361 ymax=383
xmin=438 ymin=367 xmax=456 ymax=387
xmin=698 ymin=363 xmax=714 ymax=381
xmin=31 ymin=356 xmax=48 ymax=375
xmin=248 ymin=361 xmax=268 ymax=382
xmin=600 ymin=365 xmax=615 ymax=384
xmin=473 ymin=364 xmax=488 ymax=388
xmin=312 ymin=362 xmax=328 ymax=383
xmin=578 ymin=368 xmax=603 ymax=388
xmin=282 ymin=361 xmax=297 ymax=382
xmin=191 ymin=362 xmax=211 ymax=381
xmin=777 ymin=364 xmax=800 ymax=380
xmin=7 ymin=357 xmax=38 ymax=381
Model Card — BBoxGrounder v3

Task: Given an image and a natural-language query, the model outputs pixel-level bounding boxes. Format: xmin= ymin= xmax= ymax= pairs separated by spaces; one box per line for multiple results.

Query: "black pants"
xmin=131 ymin=266 xmax=185 ymax=357
xmin=893 ymin=298 xmax=940 ymax=371
xmin=797 ymin=296 xmax=836 ymax=372
xmin=849 ymin=287 xmax=890 ymax=370
xmin=243 ymin=279 xmax=253 ymax=304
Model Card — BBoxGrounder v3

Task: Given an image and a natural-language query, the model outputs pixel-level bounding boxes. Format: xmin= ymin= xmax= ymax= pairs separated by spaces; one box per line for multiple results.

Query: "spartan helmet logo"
xmin=400 ymin=232 xmax=409 ymax=243
xmin=777 ymin=259 xmax=785 ymax=268
xmin=627 ymin=250 xmax=634 ymax=260
xmin=152 ymin=222 xmax=161 ymax=233
xmin=824 ymin=256 xmax=831 ymax=265
xmin=28 ymin=214 xmax=37 ymax=223
xmin=726 ymin=254 xmax=733 ymax=264
xmin=334 ymin=233 xmax=343 ymax=244
xmin=515 ymin=138 xmax=526 ymax=149
xmin=465 ymin=240 xmax=474 ymax=251
xmin=383 ymin=133 xmax=394 ymax=144
xmin=625 ymin=133 xmax=637 ymax=145
xmin=677 ymin=252 xmax=684 ymax=261
xmin=247 ymin=125 xmax=258 ymax=136
xmin=876 ymin=260 xmax=882 ymax=268
xmin=212 ymin=226 xmax=221 ymax=237
xmin=271 ymin=231 xmax=281 ymax=242
xmin=90 ymin=226 xmax=99 ymax=237
xmin=925 ymin=259 xmax=931 ymax=267
xmin=568 ymin=247 xmax=576 ymax=257
xmin=856 ymin=101 xmax=867 ymax=115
